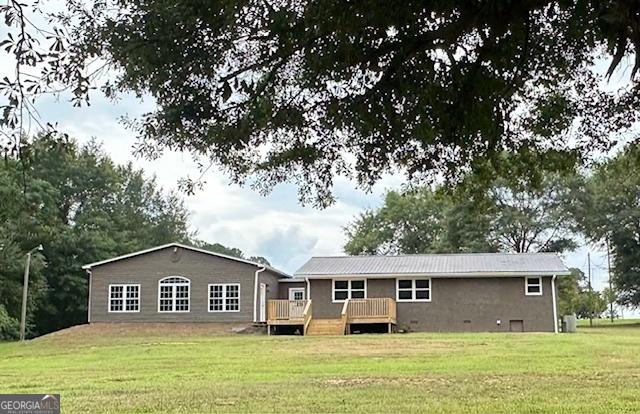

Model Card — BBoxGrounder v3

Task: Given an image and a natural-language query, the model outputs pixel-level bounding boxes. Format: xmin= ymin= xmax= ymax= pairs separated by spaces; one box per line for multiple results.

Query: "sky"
xmin=35 ymin=91 xmax=407 ymax=273
xmin=35 ymin=90 xmax=615 ymax=289
xmin=0 ymin=16 xmax=625 ymax=314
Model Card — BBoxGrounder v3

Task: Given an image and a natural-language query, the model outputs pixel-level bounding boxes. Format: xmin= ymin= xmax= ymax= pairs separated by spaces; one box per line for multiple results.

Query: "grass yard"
xmin=1 ymin=322 xmax=639 ymax=413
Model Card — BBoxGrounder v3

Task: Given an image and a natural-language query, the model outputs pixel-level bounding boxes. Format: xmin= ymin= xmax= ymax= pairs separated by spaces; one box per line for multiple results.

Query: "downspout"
xmin=253 ymin=266 xmax=266 ymax=323
xmin=305 ymin=277 xmax=310 ymax=300
xmin=551 ymin=274 xmax=558 ymax=334
xmin=86 ymin=269 xmax=92 ymax=324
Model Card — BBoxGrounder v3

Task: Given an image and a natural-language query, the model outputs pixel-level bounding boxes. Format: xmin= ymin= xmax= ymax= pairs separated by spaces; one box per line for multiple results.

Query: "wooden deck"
xmin=267 ymin=298 xmax=396 ymax=335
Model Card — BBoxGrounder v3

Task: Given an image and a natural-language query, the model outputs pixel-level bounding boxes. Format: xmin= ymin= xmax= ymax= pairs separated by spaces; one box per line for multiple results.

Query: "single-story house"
xmin=83 ymin=243 xmax=571 ymax=335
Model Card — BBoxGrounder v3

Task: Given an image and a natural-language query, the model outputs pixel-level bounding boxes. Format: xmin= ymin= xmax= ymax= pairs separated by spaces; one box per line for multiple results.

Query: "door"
xmin=288 ymin=288 xmax=306 ymax=318
xmin=509 ymin=320 xmax=524 ymax=332
xmin=259 ymin=283 xmax=267 ymax=322
xmin=289 ymin=288 xmax=305 ymax=301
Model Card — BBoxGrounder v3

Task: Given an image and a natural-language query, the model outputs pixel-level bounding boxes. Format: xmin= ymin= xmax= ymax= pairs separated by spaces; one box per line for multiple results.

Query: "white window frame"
xmin=108 ymin=284 xmax=141 ymax=313
xmin=157 ymin=276 xmax=191 ymax=313
xmin=332 ymin=279 xmax=367 ymax=303
xmin=396 ymin=278 xmax=432 ymax=302
xmin=525 ymin=277 xmax=543 ymax=296
xmin=289 ymin=288 xmax=306 ymax=301
xmin=208 ymin=283 xmax=241 ymax=313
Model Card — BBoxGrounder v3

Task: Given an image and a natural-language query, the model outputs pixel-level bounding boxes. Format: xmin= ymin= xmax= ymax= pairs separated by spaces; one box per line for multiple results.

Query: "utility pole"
xmin=588 ymin=252 xmax=593 ymax=328
xmin=607 ymin=239 xmax=614 ymax=323
xmin=20 ymin=244 xmax=43 ymax=341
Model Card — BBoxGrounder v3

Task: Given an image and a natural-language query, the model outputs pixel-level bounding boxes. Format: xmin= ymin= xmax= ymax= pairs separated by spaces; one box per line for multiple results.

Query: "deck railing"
xmin=346 ymin=298 xmax=396 ymax=322
xmin=267 ymin=300 xmax=308 ymax=321
xmin=303 ymin=300 xmax=313 ymax=335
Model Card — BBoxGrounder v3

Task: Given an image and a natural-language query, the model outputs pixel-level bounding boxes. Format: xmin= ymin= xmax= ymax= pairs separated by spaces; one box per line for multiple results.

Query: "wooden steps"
xmin=305 ymin=318 xmax=345 ymax=336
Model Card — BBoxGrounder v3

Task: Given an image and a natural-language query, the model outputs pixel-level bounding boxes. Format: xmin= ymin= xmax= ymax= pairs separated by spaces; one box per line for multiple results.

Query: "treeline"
xmin=345 ymin=145 xmax=640 ymax=316
xmin=0 ymin=135 xmax=264 ymax=339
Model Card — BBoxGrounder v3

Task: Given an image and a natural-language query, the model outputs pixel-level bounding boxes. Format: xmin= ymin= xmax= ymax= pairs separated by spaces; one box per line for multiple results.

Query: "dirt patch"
xmin=35 ymin=322 xmax=264 ymax=340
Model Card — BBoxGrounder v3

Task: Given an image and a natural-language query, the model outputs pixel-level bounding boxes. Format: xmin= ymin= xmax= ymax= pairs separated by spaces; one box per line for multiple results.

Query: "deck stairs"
xmin=305 ymin=318 xmax=345 ymax=336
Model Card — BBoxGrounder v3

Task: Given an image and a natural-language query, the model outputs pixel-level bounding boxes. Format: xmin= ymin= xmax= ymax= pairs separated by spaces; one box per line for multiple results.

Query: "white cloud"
xmin=9 ymin=63 xmax=637 ymax=316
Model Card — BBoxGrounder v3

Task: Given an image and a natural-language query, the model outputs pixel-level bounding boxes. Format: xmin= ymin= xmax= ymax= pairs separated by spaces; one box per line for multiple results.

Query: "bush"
xmin=0 ymin=305 xmax=19 ymax=340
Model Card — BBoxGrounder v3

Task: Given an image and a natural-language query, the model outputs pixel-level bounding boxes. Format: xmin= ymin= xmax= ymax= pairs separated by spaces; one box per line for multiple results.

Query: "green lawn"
xmin=1 ymin=323 xmax=639 ymax=413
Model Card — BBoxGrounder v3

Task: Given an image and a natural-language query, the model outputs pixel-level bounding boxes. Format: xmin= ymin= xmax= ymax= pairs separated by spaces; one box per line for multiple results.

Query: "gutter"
xmin=551 ymin=274 xmax=558 ymax=333
xmin=253 ymin=266 xmax=266 ymax=323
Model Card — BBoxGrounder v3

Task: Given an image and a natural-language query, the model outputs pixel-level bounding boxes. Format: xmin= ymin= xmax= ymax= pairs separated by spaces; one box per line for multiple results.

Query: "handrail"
xmin=346 ymin=298 xmax=396 ymax=321
xmin=340 ymin=299 xmax=350 ymax=335
xmin=267 ymin=299 xmax=307 ymax=321
xmin=303 ymin=300 xmax=313 ymax=335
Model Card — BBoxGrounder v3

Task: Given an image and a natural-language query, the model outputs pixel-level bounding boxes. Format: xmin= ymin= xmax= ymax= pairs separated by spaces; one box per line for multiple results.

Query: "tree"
xmin=0 ymin=134 xmax=274 ymax=339
xmin=344 ymin=187 xmax=494 ymax=255
xmin=577 ymin=143 xmax=640 ymax=307
xmin=483 ymin=173 xmax=578 ymax=253
xmin=193 ymin=241 xmax=271 ymax=266
xmin=575 ymin=290 xmax=607 ymax=320
xmin=556 ymin=268 xmax=609 ymax=319
xmin=556 ymin=268 xmax=583 ymax=317
xmin=3 ymin=1 xmax=640 ymax=206
xmin=344 ymin=157 xmax=578 ymax=255
xmin=0 ymin=135 xmax=194 ymax=337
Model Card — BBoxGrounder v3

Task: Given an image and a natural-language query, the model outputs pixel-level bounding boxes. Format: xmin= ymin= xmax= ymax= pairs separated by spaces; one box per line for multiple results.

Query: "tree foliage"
xmin=345 ymin=157 xmax=578 ymax=255
xmin=344 ymin=187 xmax=494 ymax=255
xmin=3 ymin=1 xmax=640 ymax=206
xmin=193 ymin=241 xmax=271 ymax=266
xmin=0 ymin=135 xmax=259 ymax=338
xmin=556 ymin=267 xmax=607 ymax=318
xmin=577 ymin=143 xmax=640 ymax=307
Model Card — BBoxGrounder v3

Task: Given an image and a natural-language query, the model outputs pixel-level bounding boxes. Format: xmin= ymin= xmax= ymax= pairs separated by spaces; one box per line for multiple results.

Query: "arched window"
xmin=158 ymin=276 xmax=190 ymax=312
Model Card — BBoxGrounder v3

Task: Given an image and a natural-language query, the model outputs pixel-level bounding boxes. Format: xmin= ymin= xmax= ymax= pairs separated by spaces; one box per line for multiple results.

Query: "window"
xmin=109 ymin=284 xmax=140 ymax=312
xmin=289 ymin=288 xmax=305 ymax=301
xmin=158 ymin=276 xmax=190 ymax=312
xmin=396 ymin=278 xmax=431 ymax=302
xmin=209 ymin=284 xmax=240 ymax=312
xmin=525 ymin=277 xmax=542 ymax=296
xmin=332 ymin=279 xmax=366 ymax=302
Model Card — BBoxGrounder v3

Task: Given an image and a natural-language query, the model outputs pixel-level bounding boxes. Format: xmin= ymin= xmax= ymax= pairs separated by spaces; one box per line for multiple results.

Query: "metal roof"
xmin=294 ymin=253 xmax=571 ymax=278
xmin=82 ymin=242 xmax=291 ymax=277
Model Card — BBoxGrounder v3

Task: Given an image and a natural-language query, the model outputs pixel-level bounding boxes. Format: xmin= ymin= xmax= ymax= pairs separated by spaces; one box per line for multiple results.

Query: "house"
xmin=83 ymin=243 xmax=288 ymax=324
xmin=83 ymin=243 xmax=571 ymax=335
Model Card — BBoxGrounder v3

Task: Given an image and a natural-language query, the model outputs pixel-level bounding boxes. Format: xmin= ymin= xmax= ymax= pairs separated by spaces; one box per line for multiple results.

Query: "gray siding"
xmin=308 ymin=276 xmax=556 ymax=332
xmin=89 ymin=247 xmax=265 ymax=323
xmin=260 ymin=270 xmax=282 ymax=302
xmin=278 ymin=282 xmax=307 ymax=299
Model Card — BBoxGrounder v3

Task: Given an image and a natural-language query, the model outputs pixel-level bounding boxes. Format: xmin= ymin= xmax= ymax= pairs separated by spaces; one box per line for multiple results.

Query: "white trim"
xmin=331 ymin=278 xmax=367 ymax=303
xmin=525 ymin=276 xmax=543 ymax=296
xmin=259 ymin=283 xmax=267 ymax=322
xmin=108 ymin=283 xmax=141 ymax=313
xmin=395 ymin=277 xmax=432 ymax=302
xmin=82 ymin=242 xmax=289 ymax=277
xmin=253 ymin=267 xmax=266 ymax=322
xmin=552 ymin=274 xmax=558 ymax=334
xmin=157 ymin=276 xmax=191 ymax=313
xmin=289 ymin=288 xmax=306 ymax=301
xmin=208 ymin=283 xmax=241 ymax=313
xmin=87 ymin=269 xmax=92 ymax=323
